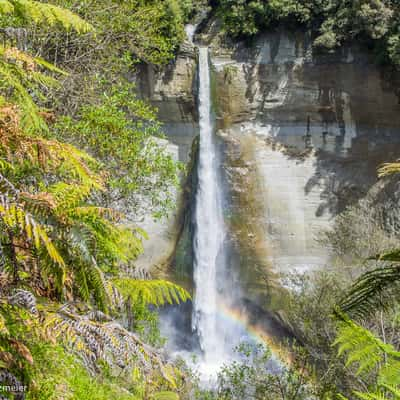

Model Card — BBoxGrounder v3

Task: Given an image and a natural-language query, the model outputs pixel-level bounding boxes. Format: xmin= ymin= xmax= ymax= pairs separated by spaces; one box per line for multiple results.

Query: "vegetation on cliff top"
xmin=215 ymin=0 xmax=400 ymax=67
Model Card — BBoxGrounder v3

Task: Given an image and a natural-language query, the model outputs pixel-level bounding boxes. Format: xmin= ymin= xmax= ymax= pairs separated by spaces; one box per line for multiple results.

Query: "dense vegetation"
xmin=1 ymin=0 xmax=400 ymax=399
xmin=0 ymin=1 xmax=199 ymax=399
xmin=215 ymin=0 xmax=400 ymax=67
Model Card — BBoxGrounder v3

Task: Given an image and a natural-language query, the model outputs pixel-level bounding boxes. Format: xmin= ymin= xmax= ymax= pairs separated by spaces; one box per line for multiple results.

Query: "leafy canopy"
xmin=216 ymin=0 xmax=400 ymax=67
xmin=56 ymin=83 xmax=182 ymax=218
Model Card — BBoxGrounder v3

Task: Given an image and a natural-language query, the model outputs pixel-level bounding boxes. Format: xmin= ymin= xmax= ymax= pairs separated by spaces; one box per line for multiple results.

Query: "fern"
xmin=380 ymin=384 xmax=400 ymax=398
xmin=0 ymin=54 xmax=52 ymax=133
xmin=0 ymin=192 xmax=65 ymax=268
xmin=338 ymin=265 xmax=400 ymax=318
xmin=8 ymin=289 xmax=38 ymax=316
xmin=352 ymin=384 xmax=400 ymax=400
xmin=2 ymin=0 xmax=94 ymax=33
xmin=112 ymin=279 xmax=191 ymax=307
xmin=43 ymin=303 xmax=178 ymax=386
xmin=0 ymin=0 xmax=14 ymax=13
xmin=0 ymin=0 xmax=92 ymax=132
xmin=334 ymin=312 xmax=400 ymax=389
xmin=353 ymin=392 xmax=393 ymax=400
xmin=0 ymin=104 xmax=102 ymax=187
xmin=378 ymin=161 xmax=400 ymax=178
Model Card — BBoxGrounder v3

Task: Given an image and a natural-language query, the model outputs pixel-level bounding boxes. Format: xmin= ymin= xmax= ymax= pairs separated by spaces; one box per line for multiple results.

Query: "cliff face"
xmin=210 ymin=30 xmax=400 ymax=298
xmin=137 ymin=41 xmax=199 ymax=163
xmin=137 ymin=28 xmax=400 ymax=307
xmin=134 ymin=41 xmax=198 ymax=278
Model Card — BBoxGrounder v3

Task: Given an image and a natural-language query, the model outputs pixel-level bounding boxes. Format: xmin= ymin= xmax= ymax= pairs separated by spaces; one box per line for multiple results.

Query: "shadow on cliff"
xmin=282 ymin=138 xmax=400 ymax=219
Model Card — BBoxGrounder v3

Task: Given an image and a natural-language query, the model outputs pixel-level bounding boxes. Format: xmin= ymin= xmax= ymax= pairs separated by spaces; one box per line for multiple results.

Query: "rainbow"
xmin=216 ymin=301 xmax=294 ymax=365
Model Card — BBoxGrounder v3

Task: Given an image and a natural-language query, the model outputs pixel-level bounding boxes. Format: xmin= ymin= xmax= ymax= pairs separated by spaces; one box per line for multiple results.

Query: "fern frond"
xmin=354 ymin=391 xmax=391 ymax=400
xmin=112 ymin=279 xmax=191 ymax=307
xmin=86 ymin=264 xmax=109 ymax=311
xmin=8 ymin=289 xmax=38 ymax=316
xmin=372 ymin=249 xmax=400 ymax=263
xmin=19 ymin=191 xmax=57 ymax=216
xmin=33 ymin=56 xmax=68 ymax=75
xmin=378 ymin=161 xmax=400 ymax=178
xmin=11 ymin=0 xmax=94 ymax=33
xmin=73 ymin=262 xmax=90 ymax=302
xmin=0 ymin=106 xmax=103 ymax=187
xmin=380 ymin=384 xmax=400 ymax=398
xmin=334 ymin=312 xmax=400 ymax=387
xmin=44 ymin=303 xmax=176 ymax=384
xmin=48 ymin=183 xmax=92 ymax=212
xmin=0 ymin=44 xmax=69 ymax=132
xmin=0 ymin=60 xmax=49 ymax=132
xmin=338 ymin=265 xmax=400 ymax=318
xmin=0 ymin=193 xmax=65 ymax=268
xmin=70 ymin=206 xmax=122 ymax=222
xmin=42 ymin=141 xmax=103 ymax=189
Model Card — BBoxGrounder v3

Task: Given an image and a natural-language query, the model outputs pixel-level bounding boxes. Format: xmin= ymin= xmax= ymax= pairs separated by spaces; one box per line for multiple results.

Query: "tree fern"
xmin=0 ymin=192 xmax=65 ymax=268
xmin=338 ymin=264 xmax=400 ymax=318
xmin=112 ymin=279 xmax=191 ymax=307
xmin=0 ymin=0 xmax=92 ymax=133
xmin=0 ymin=104 xmax=102 ymax=188
xmin=0 ymin=53 xmax=52 ymax=133
xmin=43 ymin=303 xmax=179 ymax=386
xmin=1 ymin=0 xmax=93 ymax=33
xmin=334 ymin=312 xmax=400 ymax=388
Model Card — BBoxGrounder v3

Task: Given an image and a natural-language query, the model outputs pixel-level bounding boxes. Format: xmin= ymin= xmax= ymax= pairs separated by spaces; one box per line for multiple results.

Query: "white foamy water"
xmin=192 ymin=47 xmax=227 ymax=369
xmin=185 ymin=24 xmax=196 ymax=43
xmin=161 ymin=48 xmax=268 ymax=385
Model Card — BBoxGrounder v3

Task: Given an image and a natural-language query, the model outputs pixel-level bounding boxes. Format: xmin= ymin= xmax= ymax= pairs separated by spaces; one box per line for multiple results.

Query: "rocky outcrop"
xmin=137 ymin=41 xmax=199 ymax=163
xmin=134 ymin=41 xmax=199 ymax=275
xmin=206 ymin=29 xmax=400 ymax=309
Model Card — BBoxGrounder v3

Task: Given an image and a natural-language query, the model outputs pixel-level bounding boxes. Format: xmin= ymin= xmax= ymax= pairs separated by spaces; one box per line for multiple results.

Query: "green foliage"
xmin=339 ymin=264 xmax=400 ymax=319
xmin=0 ymin=1 xmax=93 ymax=132
xmin=153 ymin=392 xmax=180 ymax=400
xmin=0 ymin=303 xmax=143 ymax=399
xmin=113 ymin=279 xmax=191 ymax=307
xmin=216 ymin=0 xmax=400 ymax=67
xmin=0 ymin=45 xmax=61 ymax=133
xmin=282 ymin=271 xmax=352 ymax=396
xmin=45 ymin=0 xmax=192 ymax=66
xmin=56 ymin=83 xmax=182 ymax=218
xmin=1 ymin=0 xmax=93 ymax=33
xmin=334 ymin=313 xmax=400 ymax=398
xmin=0 ymin=0 xmax=192 ymax=398
xmin=215 ymin=343 xmax=316 ymax=400
xmin=27 ymin=343 xmax=141 ymax=400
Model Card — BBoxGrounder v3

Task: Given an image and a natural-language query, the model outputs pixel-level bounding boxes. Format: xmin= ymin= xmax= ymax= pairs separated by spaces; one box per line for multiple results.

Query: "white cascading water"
xmin=192 ymin=47 xmax=227 ymax=370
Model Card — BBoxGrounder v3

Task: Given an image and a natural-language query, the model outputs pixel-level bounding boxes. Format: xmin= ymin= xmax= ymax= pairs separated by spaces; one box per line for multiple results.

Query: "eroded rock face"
xmin=137 ymin=40 xmax=199 ymax=163
xmin=207 ymin=30 xmax=400 ymax=308
xmin=134 ymin=41 xmax=198 ymax=275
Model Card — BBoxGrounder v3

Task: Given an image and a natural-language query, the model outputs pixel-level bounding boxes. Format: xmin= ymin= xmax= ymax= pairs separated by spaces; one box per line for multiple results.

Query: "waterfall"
xmin=192 ymin=47 xmax=226 ymax=367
